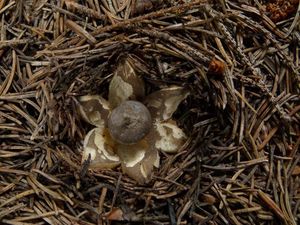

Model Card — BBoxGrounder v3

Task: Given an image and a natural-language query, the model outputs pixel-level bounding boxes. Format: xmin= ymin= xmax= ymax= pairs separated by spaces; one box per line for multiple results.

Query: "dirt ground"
xmin=0 ymin=0 xmax=299 ymax=224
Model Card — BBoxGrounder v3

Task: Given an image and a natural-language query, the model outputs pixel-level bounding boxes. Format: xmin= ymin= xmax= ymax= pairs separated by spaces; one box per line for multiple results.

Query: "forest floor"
xmin=0 ymin=0 xmax=299 ymax=224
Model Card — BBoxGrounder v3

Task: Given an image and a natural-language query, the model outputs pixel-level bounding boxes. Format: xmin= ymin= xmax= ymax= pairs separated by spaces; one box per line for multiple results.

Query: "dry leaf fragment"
xmin=107 ymin=208 xmax=124 ymax=221
xmin=292 ymin=166 xmax=300 ymax=176
xmin=200 ymin=193 xmax=216 ymax=205
xmin=265 ymin=0 xmax=299 ymax=22
xmin=208 ymin=58 xmax=225 ymax=76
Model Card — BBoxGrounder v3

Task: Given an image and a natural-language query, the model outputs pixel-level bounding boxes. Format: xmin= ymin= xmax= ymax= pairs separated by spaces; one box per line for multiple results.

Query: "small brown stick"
xmin=137 ymin=28 xmax=210 ymax=64
xmin=45 ymin=2 xmax=83 ymax=21
xmin=0 ymin=39 xmax=31 ymax=48
xmin=98 ymin=187 xmax=107 ymax=216
xmin=67 ymin=0 xmax=208 ymax=46
xmin=65 ymin=0 xmax=105 ymax=20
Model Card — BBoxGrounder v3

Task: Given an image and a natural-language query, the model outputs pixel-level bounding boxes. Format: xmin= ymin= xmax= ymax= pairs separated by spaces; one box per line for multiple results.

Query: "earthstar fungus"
xmin=78 ymin=57 xmax=189 ymax=184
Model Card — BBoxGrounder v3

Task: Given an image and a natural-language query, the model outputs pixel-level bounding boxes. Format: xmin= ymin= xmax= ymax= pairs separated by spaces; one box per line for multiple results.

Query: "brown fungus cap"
xmin=107 ymin=100 xmax=152 ymax=144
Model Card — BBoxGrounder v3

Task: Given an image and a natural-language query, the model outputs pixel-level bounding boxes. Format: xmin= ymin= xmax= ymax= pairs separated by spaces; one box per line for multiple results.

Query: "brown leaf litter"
xmin=0 ymin=0 xmax=299 ymax=225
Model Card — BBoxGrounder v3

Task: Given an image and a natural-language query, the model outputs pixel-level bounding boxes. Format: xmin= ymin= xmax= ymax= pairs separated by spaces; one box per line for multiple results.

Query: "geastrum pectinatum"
xmin=78 ymin=56 xmax=189 ymax=184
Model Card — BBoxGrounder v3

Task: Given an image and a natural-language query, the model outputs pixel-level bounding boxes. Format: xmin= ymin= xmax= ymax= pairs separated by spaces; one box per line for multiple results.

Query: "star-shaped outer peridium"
xmin=78 ymin=56 xmax=189 ymax=184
